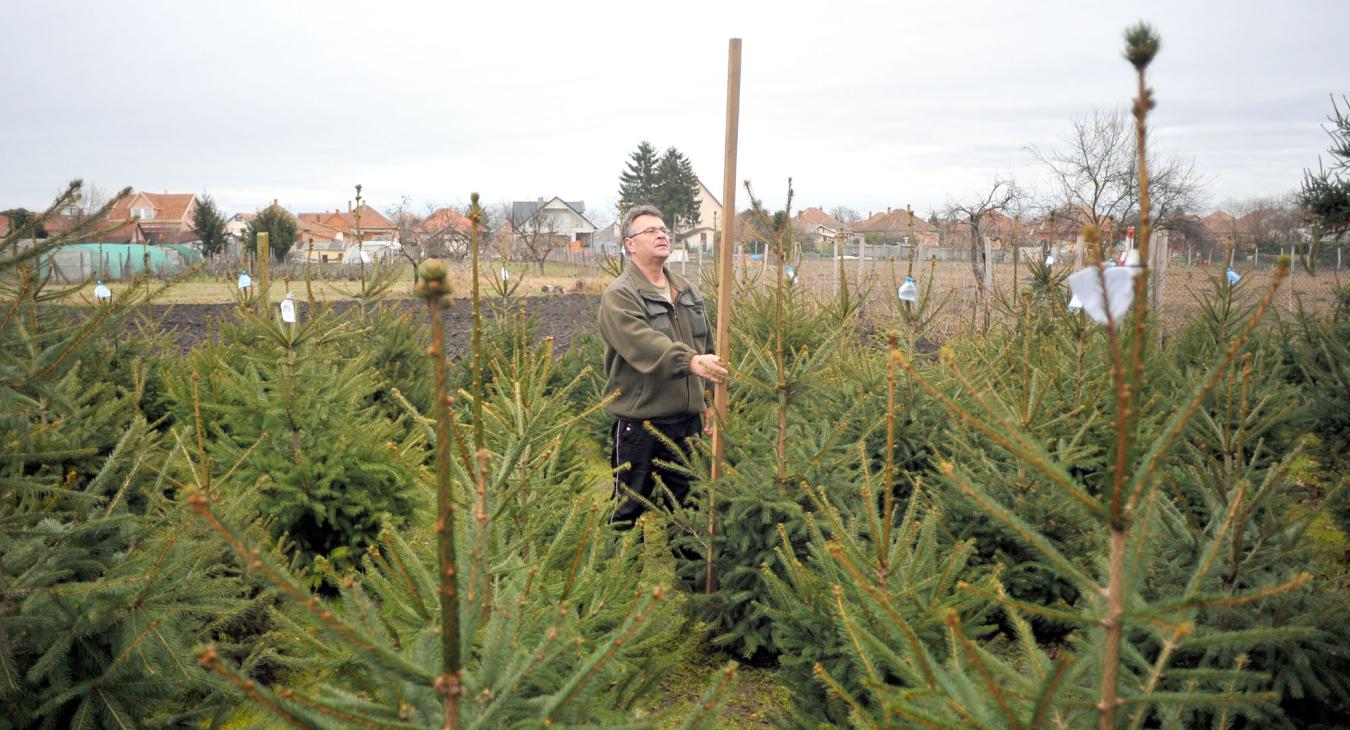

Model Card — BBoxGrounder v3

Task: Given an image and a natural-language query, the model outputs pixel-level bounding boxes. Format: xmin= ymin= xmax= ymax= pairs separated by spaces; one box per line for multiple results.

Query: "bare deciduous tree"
xmin=828 ymin=206 xmax=861 ymax=224
xmin=1031 ymin=108 xmax=1206 ymax=254
xmin=945 ymin=177 xmax=1022 ymax=296
xmin=1218 ymin=193 xmax=1303 ymax=262
xmin=510 ymin=207 xmax=567 ymax=273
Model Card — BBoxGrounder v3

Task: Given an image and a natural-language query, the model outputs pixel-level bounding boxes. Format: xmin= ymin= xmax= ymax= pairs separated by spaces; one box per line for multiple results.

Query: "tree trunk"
xmin=969 ymin=219 xmax=984 ymax=291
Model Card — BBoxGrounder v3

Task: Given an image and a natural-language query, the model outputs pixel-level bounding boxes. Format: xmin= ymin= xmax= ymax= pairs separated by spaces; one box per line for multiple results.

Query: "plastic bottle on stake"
xmin=897 ymin=275 xmax=918 ymax=303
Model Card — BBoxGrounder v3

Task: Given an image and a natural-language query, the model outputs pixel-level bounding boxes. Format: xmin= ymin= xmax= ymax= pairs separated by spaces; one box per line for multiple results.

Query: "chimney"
xmin=348 ymin=201 xmax=352 ymax=213
xmin=273 ymin=199 xmax=278 ymax=207
xmin=887 ymin=206 xmax=892 ymax=215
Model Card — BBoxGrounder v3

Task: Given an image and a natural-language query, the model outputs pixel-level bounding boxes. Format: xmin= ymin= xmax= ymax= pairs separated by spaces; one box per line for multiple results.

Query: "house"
xmin=592 ymin=221 xmax=622 ymax=255
xmin=412 ymin=207 xmax=483 ymax=259
xmin=793 ymin=207 xmax=847 ymax=251
xmin=105 ymin=192 xmax=200 ymax=244
xmin=224 ymin=212 xmax=254 ymax=239
xmin=292 ymin=201 xmax=398 ymax=262
xmin=297 ymin=202 xmax=398 ymax=244
xmin=677 ymin=179 xmax=724 ymax=254
xmin=509 ymin=197 xmax=597 ymax=247
xmin=848 ymin=207 xmax=941 ymax=248
xmin=295 ymin=218 xmax=349 ymax=262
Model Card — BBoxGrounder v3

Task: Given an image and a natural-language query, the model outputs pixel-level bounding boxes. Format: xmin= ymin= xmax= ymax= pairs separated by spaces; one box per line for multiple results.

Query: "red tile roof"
xmin=301 ymin=205 xmax=395 ymax=231
xmin=850 ymin=208 xmax=936 ymax=234
xmin=415 ymin=207 xmax=483 ymax=238
xmin=794 ymin=207 xmax=845 ymax=231
xmin=1203 ymin=211 xmax=1236 ymax=233
xmin=108 ymin=192 xmax=197 ymax=224
xmin=297 ymin=217 xmax=347 ymax=245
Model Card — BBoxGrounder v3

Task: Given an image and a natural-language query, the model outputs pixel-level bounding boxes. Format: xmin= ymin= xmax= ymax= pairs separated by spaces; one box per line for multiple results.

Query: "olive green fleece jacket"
xmin=598 ymin=261 xmax=714 ymax=422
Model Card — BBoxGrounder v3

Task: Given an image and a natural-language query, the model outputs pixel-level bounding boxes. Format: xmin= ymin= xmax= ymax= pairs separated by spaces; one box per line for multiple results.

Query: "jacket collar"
xmin=624 ymin=260 xmax=693 ymax=299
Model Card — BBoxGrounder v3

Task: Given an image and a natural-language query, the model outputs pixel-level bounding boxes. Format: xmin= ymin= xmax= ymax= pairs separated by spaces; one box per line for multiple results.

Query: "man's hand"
xmin=690 ymin=354 xmax=728 ymax=384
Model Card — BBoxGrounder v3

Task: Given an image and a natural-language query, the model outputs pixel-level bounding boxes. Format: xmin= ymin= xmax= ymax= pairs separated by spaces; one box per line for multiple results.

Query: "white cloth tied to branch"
xmin=1067 ymin=264 xmax=1140 ymax=325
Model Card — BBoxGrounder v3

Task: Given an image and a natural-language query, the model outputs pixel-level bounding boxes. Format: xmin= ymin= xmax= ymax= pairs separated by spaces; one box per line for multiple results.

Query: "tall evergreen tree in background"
xmin=656 ymin=147 xmax=702 ymax=232
xmin=618 ymin=141 xmax=660 ymax=213
xmin=618 ymin=141 xmax=702 ymax=233
xmin=244 ymin=202 xmax=298 ymax=260
xmin=192 ymin=193 xmax=228 ymax=257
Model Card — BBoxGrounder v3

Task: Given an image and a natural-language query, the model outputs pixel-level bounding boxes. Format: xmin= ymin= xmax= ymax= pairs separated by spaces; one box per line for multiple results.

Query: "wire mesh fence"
xmin=685 ymin=251 xmax=1346 ymax=343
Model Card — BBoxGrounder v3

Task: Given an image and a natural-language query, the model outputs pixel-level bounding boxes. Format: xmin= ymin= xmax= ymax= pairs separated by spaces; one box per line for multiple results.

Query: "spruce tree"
xmin=618 ymin=141 xmax=661 ymax=211
xmin=1299 ymin=95 xmax=1350 ymax=236
xmin=246 ymin=203 xmax=299 ymax=261
xmin=187 ymin=198 xmax=734 ymax=728
xmin=161 ymin=305 xmax=423 ymax=586
xmin=193 ymin=193 xmax=229 ymax=257
xmin=656 ymin=147 xmax=702 ymax=233
xmin=1 ymin=181 xmax=251 ymax=728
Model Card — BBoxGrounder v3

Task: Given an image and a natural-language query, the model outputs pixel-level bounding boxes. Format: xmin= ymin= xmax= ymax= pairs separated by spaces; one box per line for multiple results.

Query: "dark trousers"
xmin=610 ymin=414 xmax=702 ymax=528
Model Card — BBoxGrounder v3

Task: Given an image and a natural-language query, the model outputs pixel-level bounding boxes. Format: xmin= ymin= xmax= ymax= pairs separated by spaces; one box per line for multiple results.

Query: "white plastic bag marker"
xmin=94 ymin=280 xmax=112 ymax=301
xmin=238 ymin=271 xmax=252 ymax=289
xmin=1067 ymin=264 xmax=1140 ymax=325
xmin=1226 ymin=267 xmax=1240 ymax=285
xmin=280 ymin=292 xmax=296 ymax=323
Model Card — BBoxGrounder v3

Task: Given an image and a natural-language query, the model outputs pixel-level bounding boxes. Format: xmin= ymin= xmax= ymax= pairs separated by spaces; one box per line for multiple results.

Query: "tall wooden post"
xmin=258 ymin=231 xmax=270 ymax=311
xmin=708 ymin=38 xmax=741 ymax=594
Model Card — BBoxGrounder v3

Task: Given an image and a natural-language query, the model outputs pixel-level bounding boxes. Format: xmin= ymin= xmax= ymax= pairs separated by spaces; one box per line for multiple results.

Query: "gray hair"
xmin=621 ymin=204 xmax=665 ymax=239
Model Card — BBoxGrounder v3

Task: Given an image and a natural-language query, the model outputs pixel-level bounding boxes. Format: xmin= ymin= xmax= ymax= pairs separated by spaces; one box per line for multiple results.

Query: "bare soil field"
xmin=139 ymin=293 xmax=602 ymax=356
xmin=122 ymin=258 xmax=1344 ymax=354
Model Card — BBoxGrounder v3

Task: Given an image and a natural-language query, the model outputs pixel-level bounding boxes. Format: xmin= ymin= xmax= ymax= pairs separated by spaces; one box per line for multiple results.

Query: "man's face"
xmin=625 ymin=214 xmax=671 ymax=265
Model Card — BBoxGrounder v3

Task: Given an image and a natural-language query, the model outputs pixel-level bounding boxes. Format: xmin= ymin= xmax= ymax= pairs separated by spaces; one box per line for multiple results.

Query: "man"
xmin=598 ymin=204 xmax=727 ymax=529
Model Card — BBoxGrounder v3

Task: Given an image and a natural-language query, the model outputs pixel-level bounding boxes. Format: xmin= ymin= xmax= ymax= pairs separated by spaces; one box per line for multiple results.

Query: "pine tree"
xmin=682 ymin=184 xmax=943 ymax=663
xmin=187 ymin=198 xmax=735 ymax=728
xmin=1299 ymin=95 xmax=1350 ymax=236
xmin=725 ymin=25 xmax=1346 ymax=728
xmin=618 ymin=141 xmax=661 ymax=212
xmin=656 ymin=147 xmax=702 ymax=233
xmin=193 ymin=193 xmax=229 ymax=257
xmin=617 ymin=142 xmax=702 ymax=234
xmin=161 ymin=304 xmax=423 ymax=586
xmin=1 ymin=181 xmax=252 ymax=728
xmin=247 ymin=203 xmax=299 ymax=260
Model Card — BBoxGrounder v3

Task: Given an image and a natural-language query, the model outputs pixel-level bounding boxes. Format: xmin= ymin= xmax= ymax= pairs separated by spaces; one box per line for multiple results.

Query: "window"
xmin=131 ymin=207 xmax=154 ymax=220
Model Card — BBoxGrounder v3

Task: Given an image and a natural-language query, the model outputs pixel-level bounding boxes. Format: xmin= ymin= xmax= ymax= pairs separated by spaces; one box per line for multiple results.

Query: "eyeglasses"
xmin=627 ymin=225 xmax=670 ymax=239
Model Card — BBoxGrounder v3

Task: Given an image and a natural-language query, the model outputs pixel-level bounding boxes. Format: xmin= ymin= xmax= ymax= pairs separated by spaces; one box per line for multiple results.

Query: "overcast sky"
xmin=3 ymin=0 xmax=1346 ymax=224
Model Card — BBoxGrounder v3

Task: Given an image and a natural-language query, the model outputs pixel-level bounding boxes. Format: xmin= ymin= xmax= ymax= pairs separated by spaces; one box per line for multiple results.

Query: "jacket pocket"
xmin=687 ymin=303 xmax=708 ymax=339
xmin=643 ymin=299 xmax=675 ymax=337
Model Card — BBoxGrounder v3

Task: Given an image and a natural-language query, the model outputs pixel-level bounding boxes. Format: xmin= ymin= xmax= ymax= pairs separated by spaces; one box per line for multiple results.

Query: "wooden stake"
xmin=708 ymin=38 xmax=741 ymax=595
xmin=258 ymin=232 xmax=270 ymax=312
